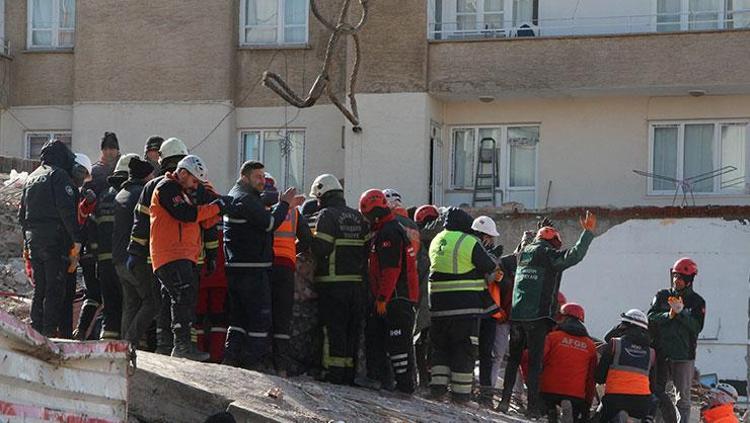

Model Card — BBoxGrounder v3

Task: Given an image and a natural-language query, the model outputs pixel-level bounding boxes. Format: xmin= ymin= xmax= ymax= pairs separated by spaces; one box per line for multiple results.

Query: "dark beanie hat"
xmin=145 ymin=135 xmax=164 ymax=152
xmin=101 ymin=131 xmax=119 ymax=150
xmin=128 ymin=156 xmax=154 ymax=179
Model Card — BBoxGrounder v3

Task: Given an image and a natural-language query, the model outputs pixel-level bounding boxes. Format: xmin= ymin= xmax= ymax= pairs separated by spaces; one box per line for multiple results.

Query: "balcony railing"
xmin=428 ymin=9 xmax=750 ymax=40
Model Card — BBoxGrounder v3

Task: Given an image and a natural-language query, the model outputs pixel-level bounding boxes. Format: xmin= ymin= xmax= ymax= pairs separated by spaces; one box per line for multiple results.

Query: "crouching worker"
xmin=360 ymin=189 xmax=419 ymax=394
xmin=702 ymin=383 xmax=739 ymax=423
xmin=539 ymin=303 xmax=597 ymax=423
xmin=595 ymin=309 xmax=656 ymax=423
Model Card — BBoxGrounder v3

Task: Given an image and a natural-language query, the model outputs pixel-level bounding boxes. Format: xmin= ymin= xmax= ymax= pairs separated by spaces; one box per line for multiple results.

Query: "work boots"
xmin=477 ymin=386 xmax=496 ymax=409
xmin=171 ymin=328 xmax=210 ymax=362
xmin=154 ymin=328 xmax=173 ymax=355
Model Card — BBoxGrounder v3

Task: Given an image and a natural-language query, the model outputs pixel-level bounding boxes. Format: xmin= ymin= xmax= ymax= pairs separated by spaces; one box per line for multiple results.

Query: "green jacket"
xmin=511 ymin=230 xmax=594 ymax=321
xmin=648 ymin=286 xmax=705 ymax=360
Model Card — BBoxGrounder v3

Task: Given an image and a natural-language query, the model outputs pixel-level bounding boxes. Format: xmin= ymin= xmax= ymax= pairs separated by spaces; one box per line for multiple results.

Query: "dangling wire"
xmin=262 ymin=0 xmax=369 ymax=132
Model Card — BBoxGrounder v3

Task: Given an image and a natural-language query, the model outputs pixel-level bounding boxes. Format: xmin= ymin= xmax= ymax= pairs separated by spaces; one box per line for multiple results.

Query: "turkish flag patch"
xmin=172 ymin=195 xmax=185 ymax=206
xmin=381 ymin=240 xmax=391 ymax=248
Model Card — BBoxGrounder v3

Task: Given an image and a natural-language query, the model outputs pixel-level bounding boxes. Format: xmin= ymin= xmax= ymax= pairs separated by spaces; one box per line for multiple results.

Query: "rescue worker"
xmin=499 ymin=211 xmax=597 ymax=417
xmin=19 ymin=139 xmax=82 ymax=337
xmin=127 ymin=137 xmax=188 ymax=354
xmin=702 ymin=383 xmax=739 ymax=423
xmin=150 ymin=155 xmax=226 ymax=361
xmin=222 ymin=161 xmax=303 ymax=369
xmin=596 ymin=309 xmax=656 ymax=423
xmin=309 ymin=174 xmax=369 ymax=385
xmin=263 ymin=174 xmax=313 ymax=376
xmin=88 ymin=131 xmax=121 ymax=196
xmin=113 ymin=156 xmax=155 ymax=346
xmin=539 ymin=303 xmax=597 ymax=423
xmin=648 ymin=257 xmax=706 ymax=423
xmin=143 ymin=135 xmax=164 ymax=173
xmin=413 ymin=204 xmax=440 ymax=387
xmin=94 ymin=153 xmax=139 ymax=339
xmin=471 ymin=215 xmax=507 ymax=408
xmin=428 ymin=207 xmax=497 ymax=405
xmin=360 ymin=189 xmax=419 ymax=394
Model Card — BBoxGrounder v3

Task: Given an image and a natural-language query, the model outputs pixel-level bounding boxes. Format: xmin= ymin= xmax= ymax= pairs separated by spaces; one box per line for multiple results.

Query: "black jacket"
xmin=223 ymin=181 xmax=289 ymax=268
xmin=127 ymin=175 xmax=164 ymax=259
xmin=19 ymin=140 xmax=81 ymax=246
xmin=85 ymin=157 xmax=117 ymax=197
xmin=311 ymin=193 xmax=369 ymax=283
xmin=113 ymin=178 xmax=147 ymax=265
xmin=648 ymin=286 xmax=705 ymax=360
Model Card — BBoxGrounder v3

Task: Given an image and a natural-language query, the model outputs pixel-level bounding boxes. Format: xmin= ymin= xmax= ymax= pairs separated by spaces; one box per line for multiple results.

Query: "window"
xmin=650 ymin=121 xmax=748 ymax=194
xmin=450 ymin=125 xmax=538 ymax=206
xmin=433 ymin=0 xmax=539 ymax=38
xmin=240 ymin=0 xmax=308 ymax=45
xmin=26 ymin=131 xmax=72 ymax=160
xmin=657 ymin=0 xmax=736 ymax=31
xmin=240 ymin=129 xmax=305 ymax=189
xmin=28 ymin=0 xmax=75 ymax=49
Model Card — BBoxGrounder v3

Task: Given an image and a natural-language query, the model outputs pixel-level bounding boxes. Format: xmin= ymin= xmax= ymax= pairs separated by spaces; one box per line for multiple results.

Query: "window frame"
xmin=27 ymin=0 xmax=75 ymax=50
xmin=448 ymin=123 xmax=539 ymax=192
xmin=647 ymin=119 xmax=749 ymax=196
xmin=238 ymin=128 xmax=306 ymax=190
xmin=239 ymin=0 xmax=310 ymax=46
xmin=25 ymin=131 xmax=72 ymax=159
xmin=654 ymin=0 xmax=734 ymax=32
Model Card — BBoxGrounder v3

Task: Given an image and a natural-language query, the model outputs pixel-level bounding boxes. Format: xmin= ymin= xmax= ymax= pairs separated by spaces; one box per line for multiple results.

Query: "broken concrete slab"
xmin=130 ymin=351 xmax=529 ymax=423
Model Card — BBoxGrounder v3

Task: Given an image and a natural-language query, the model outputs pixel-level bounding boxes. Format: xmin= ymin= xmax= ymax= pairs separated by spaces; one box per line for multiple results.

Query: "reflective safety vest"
xmin=488 ymin=271 xmax=506 ymax=321
xmin=273 ymin=209 xmax=299 ymax=264
xmin=429 ymin=230 xmax=485 ymax=293
xmin=604 ymin=337 xmax=654 ymax=395
xmin=703 ymin=404 xmax=739 ymax=423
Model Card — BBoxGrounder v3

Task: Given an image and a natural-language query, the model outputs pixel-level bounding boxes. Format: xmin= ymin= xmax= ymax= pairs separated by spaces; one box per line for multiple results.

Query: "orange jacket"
xmin=540 ymin=322 xmax=597 ymax=402
xmin=149 ymin=173 xmax=220 ymax=271
xmin=273 ymin=209 xmax=299 ymax=266
xmin=703 ymin=404 xmax=738 ymax=423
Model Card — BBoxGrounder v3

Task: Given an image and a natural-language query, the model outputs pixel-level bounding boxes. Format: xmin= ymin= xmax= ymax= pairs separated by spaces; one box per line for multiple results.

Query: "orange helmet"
xmin=415 ymin=205 xmax=439 ymax=224
xmin=561 ymin=303 xmax=585 ymax=322
xmin=537 ymin=226 xmax=562 ymax=249
xmin=671 ymin=257 xmax=697 ymax=276
xmin=359 ymin=189 xmax=388 ymax=215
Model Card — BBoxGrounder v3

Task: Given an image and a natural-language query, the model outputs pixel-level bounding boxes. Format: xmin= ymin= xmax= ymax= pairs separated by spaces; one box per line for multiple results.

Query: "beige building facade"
xmin=0 ymin=0 xmax=748 ymax=209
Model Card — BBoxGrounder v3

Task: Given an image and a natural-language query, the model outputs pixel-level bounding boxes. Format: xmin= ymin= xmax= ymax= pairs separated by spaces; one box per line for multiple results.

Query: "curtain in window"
xmin=285 ymin=131 xmax=305 ymax=189
xmin=653 ymin=126 xmax=678 ymax=191
xmin=246 ymin=0 xmax=278 ymax=43
xmin=32 ymin=0 xmax=53 ymax=46
xmin=452 ymin=129 xmax=475 ymax=188
xmin=457 ymin=0 xmax=478 ymax=31
xmin=284 ymin=0 xmax=306 ymax=43
xmin=508 ymin=126 xmax=538 ymax=187
xmin=657 ymin=0 xmax=682 ymax=32
xmin=484 ymin=0 xmax=503 ymax=30
xmin=684 ymin=124 xmax=714 ymax=192
xmin=243 ymin=132 xmax=260 ymax=162
xmin=513 ymin=0 xmax=534 ymax=26
xmin=263 ymin=130 xmax=284 ymax=186
xmin=720 ymin=124 xmax=746 ymax=191
xmin=58 ymin=0 xmax=75 ymax=46
xmin=690 ymin=0 xmax=720 ymax=29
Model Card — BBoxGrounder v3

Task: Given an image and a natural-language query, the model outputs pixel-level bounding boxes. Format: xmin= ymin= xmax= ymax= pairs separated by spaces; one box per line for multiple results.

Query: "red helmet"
xmin=561 ymin=303 xmax=585 ymax=322
xmin=415 ymin=205 xmax=439 ymax=224
xmin=359 ymin=189 xmax=388 ymax=215
xmin=536 ymin=226 xmax=562 ymax=248
xmin=557 ymin=291 xmax=567 ymax=306
xmin=671 ymin=257 xmax=697 ymax=276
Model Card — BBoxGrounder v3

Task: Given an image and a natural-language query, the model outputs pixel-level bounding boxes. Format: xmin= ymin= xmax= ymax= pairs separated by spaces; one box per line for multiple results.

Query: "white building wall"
xmin=344 ymin=93 xmax=433 ymax=208
xmin=563 ymin=218 xmax=750 ymax=380
xmin=0 ymin=106 xmax=74 ymax=158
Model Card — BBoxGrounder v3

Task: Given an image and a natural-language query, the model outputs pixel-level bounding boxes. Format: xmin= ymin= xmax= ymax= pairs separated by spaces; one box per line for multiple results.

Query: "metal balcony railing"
xmin=428 ymin=9 xmax=750 ymax=40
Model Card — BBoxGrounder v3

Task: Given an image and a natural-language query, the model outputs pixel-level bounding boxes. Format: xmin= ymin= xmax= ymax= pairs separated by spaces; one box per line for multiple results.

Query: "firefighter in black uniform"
xmin=360 ymin=189 xmax=419 ymax=394
xmin=309 ymin=174 xmax=369 ymax=385
xmin=19 ymin=139 xmax=82 ymax=337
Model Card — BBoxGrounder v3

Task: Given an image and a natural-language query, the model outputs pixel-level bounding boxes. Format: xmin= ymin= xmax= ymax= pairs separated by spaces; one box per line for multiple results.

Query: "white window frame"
xmin=239 ymin=0 xmax=309 ymax=46
xmin=27 ymin=0 xmax=75 ymax=50
xmin=647 ymin=119 xmax=750 ymax=196
xmin=448 ymin=123 xmax=539 ymax=194
xmin=654 ymin=0 xmax=734 ymax=32
xmin=238 ymin=128 xmax=306 ymax=189
xmin=25 ymin=131 xmax=72 ymax=159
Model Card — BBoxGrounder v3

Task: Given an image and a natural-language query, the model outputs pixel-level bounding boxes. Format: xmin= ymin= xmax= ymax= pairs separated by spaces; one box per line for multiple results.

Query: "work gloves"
xmin=83 ymin=189 xmax=97 ymax=206
xmin=580 ymin=210 xmax=597 ymax=232
xmin=375 ymin=296 xmax=387 ymax=316
xmin=668 ymin=296 xmax=684 ymax=317
xmin=67 ymin=242 xmax=82 ymax=274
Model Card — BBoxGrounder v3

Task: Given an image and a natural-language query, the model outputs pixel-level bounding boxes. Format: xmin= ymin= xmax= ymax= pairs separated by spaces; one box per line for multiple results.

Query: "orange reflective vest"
xmin=604 ymin=337 xmax=654 ymax=396
xmin=489 ymin=269 xmax=506 ymax=321
xmin=703 ymin=404 xmax=738 ymax=423
xmin=273 ymin=209 xmax=299 ymax=265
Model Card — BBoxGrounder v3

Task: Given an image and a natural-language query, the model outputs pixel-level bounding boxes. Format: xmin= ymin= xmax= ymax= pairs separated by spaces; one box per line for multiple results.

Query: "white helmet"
xmin=472 ymin=216 xmax=499 ymax=237
xmin=710 ymin=383 xmax=739 ymax=406
xmin=176 ymin=155 xmax=209 ymax=183
xmin=74 ymin=153 xmax=92 ymax=175
xmin=383 ymin=188 xmax=402 ymax=208
xmin=621 ymin=309 xmax=649 ymax=330
xmin=114 ymin=153 xmax=140 ymax=173
xmin=310 ymin=174 xmax=343 ymax=198
xmin=159 ymin=137 xmax=188 ymax=159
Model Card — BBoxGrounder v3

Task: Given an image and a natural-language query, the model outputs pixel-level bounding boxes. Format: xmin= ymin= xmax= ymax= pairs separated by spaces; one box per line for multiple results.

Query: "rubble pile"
xmin=0 ymin=171 xmax=33 ymax=321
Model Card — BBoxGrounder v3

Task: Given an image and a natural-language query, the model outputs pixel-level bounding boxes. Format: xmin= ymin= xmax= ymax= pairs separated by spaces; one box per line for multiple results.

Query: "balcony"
xmin=428 ymin=3 xmax=750 ymax=41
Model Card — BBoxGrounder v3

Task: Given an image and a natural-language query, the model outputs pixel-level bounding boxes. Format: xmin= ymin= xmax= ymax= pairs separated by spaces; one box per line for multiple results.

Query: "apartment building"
xmin=0 ymin=0 xmax=748 ymax=210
